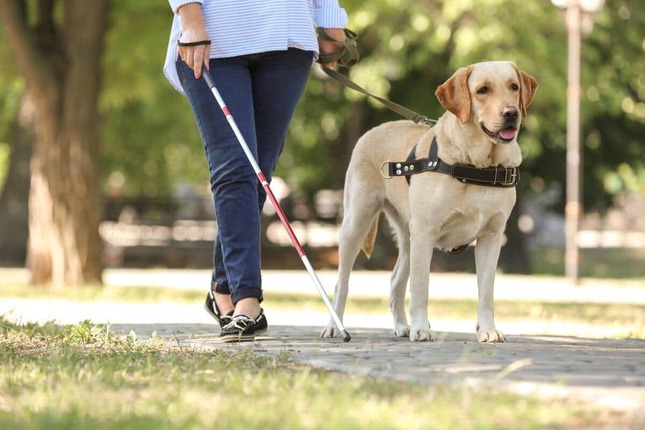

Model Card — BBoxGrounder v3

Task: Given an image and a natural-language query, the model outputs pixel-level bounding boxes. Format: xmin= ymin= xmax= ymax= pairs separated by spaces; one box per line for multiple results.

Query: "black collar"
xmin=381 ymin=136 xmax=520 ymax=187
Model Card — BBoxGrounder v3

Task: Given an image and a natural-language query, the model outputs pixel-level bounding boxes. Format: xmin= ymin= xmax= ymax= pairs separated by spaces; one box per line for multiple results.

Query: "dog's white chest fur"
xmin=409 ymin=178 xmax=516 ymax=251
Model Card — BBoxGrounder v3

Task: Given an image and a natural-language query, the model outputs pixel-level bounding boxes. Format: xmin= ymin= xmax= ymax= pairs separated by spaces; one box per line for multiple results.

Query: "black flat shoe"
xmin=253 ymin=309 xmax=268 ymax=337
xmin=220 ymin=309 xmax=268 ymax=343
xmin=204 ymin=291 xmax=233 ymax=328
xmin=220 ymin=315 xmax=256 ymax=343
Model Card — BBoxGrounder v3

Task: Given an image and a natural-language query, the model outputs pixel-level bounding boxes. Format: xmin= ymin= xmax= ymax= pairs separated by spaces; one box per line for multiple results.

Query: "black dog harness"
xmin=381 ymin=135 xmax=520 ymax=188
xmin=381 ymin=134 xmax=520 ymax=254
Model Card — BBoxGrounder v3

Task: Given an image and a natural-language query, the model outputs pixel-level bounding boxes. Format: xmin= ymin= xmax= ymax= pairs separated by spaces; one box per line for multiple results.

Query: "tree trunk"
xmin=0 ymin=0 xmax=108 ymax=286
xmin=0 ymin=93 xmax=34 ymax=266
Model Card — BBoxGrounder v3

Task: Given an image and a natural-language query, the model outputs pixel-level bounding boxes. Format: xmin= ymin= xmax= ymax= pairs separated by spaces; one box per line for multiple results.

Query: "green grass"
xmin=530 ymin=247 xmax=645 ymax=279
xmin=1 ymin=318 xmax=639 ymax=430
xmin=0 ymin=282 xmax=204 ymax=303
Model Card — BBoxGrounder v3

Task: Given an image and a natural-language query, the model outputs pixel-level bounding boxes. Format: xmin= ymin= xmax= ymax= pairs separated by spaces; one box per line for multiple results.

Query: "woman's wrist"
xmin=176 ymin=2 xmax=209 ymax=78
xmin=170 ymin=0 xmax=202 ymax=15
xmin=177 ymin=3 xmax=206 ymax=34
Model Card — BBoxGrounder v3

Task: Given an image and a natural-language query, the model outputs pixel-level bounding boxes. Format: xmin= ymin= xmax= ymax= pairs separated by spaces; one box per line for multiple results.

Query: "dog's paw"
xmin=393 ymin=324 xmax=410 ymax=338
xmin=320 ymin=326 xmax=340 ymax=338
xmin=477 ymin=328 xmax=506 ymax=343
xmin=409 ymin=327 xmax=436 ymax=342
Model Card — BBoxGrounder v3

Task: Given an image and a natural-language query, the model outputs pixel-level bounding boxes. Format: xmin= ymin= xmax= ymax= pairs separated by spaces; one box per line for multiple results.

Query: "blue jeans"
xmin=176 ymin=49 xmax=314 ymax=305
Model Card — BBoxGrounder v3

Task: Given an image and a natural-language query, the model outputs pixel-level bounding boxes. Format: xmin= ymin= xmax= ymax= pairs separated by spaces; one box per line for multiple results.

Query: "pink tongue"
xmin=499 ymin=127 xmax=517 ymax=140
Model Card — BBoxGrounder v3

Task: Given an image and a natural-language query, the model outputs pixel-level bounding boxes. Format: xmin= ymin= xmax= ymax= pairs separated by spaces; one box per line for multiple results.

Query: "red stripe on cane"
xmin=222 ymin=106 xmax=231 ymax=116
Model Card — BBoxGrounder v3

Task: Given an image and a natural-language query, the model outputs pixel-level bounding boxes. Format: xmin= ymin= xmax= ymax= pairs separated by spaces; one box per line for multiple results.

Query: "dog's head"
xmin=435 ymin=61 xmax=538 ymax=144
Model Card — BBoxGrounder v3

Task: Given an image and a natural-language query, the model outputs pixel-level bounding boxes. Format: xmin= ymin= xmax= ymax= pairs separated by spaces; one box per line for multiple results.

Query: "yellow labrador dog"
xmin=321 ymin=61 xmax=538 ymax=342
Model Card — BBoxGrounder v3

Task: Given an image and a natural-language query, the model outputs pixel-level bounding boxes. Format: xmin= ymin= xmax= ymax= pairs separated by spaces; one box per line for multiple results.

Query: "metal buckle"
xmin=505 ymin=167 xmax=517 ymax=185
xmin=496 ymin=167 xmax=517 ymax=186
xmin=380 ymin=161 xmax=393 ymax=179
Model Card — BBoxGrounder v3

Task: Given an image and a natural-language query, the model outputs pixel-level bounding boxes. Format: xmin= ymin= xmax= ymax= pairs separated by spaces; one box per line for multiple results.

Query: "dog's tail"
xmin=361 ymin=215 xmax=380 ymax=258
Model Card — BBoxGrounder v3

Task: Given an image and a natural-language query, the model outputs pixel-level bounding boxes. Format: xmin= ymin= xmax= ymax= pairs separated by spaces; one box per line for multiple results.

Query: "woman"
xmin=163 ymin=0 xmax=348 ymax=342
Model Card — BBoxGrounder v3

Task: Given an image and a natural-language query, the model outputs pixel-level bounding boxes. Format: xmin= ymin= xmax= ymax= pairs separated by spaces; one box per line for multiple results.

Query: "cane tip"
xmin=341 ymin=330 xmax=351 ymax=342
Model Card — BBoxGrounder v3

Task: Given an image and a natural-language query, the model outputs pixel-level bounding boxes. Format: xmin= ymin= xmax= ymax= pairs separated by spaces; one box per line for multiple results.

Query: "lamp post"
xmin=551 ymin=0 xmax=604 ymax=284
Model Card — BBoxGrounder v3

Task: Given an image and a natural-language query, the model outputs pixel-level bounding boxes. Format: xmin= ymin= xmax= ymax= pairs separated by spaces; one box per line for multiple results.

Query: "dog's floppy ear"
xmin=514 ymin=64 xmax=538 ymax=118
xmin=435 ymin=66 xmax=473 ymax=124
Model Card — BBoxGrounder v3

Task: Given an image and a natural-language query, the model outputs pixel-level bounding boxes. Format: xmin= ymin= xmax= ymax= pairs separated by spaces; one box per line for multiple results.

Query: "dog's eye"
xmin=476 ymin=86 xmax=489 ymax=95
xmin=510 ymin=83 xmax=520 ymax=91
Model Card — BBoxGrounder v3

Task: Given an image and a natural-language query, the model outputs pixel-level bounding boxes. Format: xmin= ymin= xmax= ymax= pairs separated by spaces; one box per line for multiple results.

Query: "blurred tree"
xmin=0 ymin=0 xmax=642 ymax=275
xmin=577 ymin=0 xmax=645 ymax=208
xmin=0 ymin=0 xmax=108 ymax=286
xmin=100 ymin=1 xmax=207 ymax=200
xmin=80 ymin=0 xmax=645 ymax=213
xmin=0 ymin=92 xmax=32 ymax=266
xmin=0 ymin=37 xmax=29 ymax=266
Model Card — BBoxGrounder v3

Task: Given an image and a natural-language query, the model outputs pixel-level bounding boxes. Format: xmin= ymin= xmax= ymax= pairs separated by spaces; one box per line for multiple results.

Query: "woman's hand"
xmin=177 ymin=3 xmax=210 ymax=79
xmin=317 ymin=28 xmax=347 ymax=69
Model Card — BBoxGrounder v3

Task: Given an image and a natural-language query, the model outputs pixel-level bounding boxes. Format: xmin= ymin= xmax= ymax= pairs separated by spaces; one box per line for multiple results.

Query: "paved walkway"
xmin=2 ymin=268 xmax=645 ymax=419
xmin=114 ymin=323 xmax=645 ymax=419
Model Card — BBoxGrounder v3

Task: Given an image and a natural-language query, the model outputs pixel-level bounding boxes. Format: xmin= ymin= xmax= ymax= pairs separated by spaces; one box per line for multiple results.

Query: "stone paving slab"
xmin=109 ymin=322 xmax=645 ymax=420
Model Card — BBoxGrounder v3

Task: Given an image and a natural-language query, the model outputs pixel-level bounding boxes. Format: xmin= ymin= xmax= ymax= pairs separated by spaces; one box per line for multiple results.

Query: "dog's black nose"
xmin=502 ymin=106 xmax=518 ymax=118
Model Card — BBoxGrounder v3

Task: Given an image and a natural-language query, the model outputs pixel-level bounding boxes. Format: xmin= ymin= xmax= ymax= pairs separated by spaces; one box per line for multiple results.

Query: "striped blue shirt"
xmin=164 ymin=0 xmax=349 ymax=93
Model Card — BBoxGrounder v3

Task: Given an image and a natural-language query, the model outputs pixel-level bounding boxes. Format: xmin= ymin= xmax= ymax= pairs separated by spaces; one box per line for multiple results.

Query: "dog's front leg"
xmin=390 ymin=258 xmax=410 ymax=337
xmin=321 ymin=278 xmax=349 ymax=338
xmin=408 ymin=233 xmax=435 ymax=341
xmin=474 ymin=232 xmax=506 ymax=343
xmin=390 ymin=234 xmax=411 ymax=337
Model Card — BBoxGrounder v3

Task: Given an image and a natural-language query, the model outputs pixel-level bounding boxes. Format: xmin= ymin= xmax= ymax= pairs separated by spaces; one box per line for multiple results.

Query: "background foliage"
xmin=0 ymin=0 xmax=643 ymax=219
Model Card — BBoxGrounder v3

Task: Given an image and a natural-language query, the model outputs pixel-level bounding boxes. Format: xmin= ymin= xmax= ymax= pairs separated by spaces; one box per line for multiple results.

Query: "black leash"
xmin=316 ymin=28 xmax=436 ymax=127
xmin=321 ymin=67 xmax=437 ymax=127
